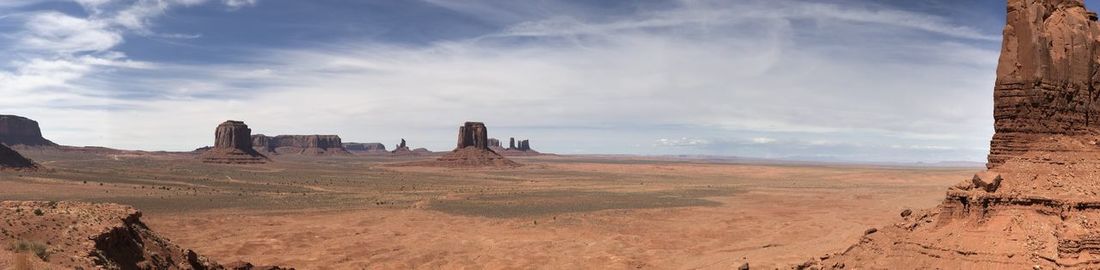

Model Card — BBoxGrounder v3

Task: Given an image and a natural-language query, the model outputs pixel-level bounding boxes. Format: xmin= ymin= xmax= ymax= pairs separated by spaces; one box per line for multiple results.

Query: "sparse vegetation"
xmin=33 ymin=208 xmax=44 ymax=216
xmin=10 ymin=240 xmax=49 ymax=261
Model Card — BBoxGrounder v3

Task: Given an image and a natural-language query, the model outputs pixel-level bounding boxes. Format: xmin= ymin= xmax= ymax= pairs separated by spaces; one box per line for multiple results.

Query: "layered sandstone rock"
xmin=457 ymin=122 xmax=491 ymax=150
xmin=987 ymin=0 xmax=1100 ymax=168
xmin=488 ymin=138 xmax=507 ymax=153
xmin=200 ymin=121 xmax=269 ymax=164
xmin=252 ymin=135 xmax=351 ymax=155
xmin=500 ymin=137 xmax=541 ymax=156
xmin=0 ymin=201 xmax=290 ymax=270
xmin=0 ymin=115 xmax=57 ymax=147
xmin=344 ymin=142 xmax=387 ymax=153
xmin=0 ymin=144 xmax=37 ymax=171
xmin=809 ymin=1 xmax=1100 ymax=268
xmin=434 ymin=122 xmax=518 ymax=167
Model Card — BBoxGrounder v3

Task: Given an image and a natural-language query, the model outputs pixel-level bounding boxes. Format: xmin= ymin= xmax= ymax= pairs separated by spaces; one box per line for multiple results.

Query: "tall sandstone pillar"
xmin=989 ymin=0 xmax=1100 ymax=168
xmin=457 ymin=122 xmax=490 ymax=150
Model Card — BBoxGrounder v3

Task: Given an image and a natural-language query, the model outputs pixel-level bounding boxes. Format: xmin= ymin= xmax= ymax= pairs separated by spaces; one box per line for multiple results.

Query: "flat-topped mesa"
xmin=252 ymin=134 xmax=351 ymax=155
xmin=0 ymin=144 xmax=38 ymax=170
xmin=988 ymin=0 xmax=1100 ymax=168
xmin=200 ymin=120 xmax=268 ymax=164
xmin=457 ymin=122 xmax=490 ymax=150
xmin=0 ymin=115 xmax=57 ymax=147
xmin=344 ymin=142 xmax=387 ymax=153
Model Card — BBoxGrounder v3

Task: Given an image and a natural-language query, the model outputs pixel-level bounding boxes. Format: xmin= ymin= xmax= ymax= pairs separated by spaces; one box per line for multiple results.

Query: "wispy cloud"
xmin=0 ymin=0 xmax=1000 ymax=162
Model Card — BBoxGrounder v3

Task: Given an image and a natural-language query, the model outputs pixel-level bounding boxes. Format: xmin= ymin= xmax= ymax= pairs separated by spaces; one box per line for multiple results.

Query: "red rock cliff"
xmin=989 ymin=0 xmax=1100 ymax=167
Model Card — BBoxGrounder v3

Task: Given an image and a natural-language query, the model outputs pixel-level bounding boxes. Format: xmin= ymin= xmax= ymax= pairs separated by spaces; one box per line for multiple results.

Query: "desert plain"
xmin=0 ymin=149 xmax=977 ymax=269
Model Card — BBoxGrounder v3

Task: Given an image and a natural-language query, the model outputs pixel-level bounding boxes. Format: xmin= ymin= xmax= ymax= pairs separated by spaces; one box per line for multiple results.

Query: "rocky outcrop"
xmin=0 ymin=115 xmax=57 ymax=147
xmin=434 ymin=122 xmax=518 ymax=167
xmin=391 ymin=139 xmax=418 ymax=155
xmin=500 ymin=137 xmax=541 ymax=156
xmin=489 ymin=138 xmax=507 ymax=153
xmin=200 ymin=121 xmax=269 ymax=164
xmin=252 ymin=135 xmax=351 ymax=155
xmin=0 ymin=201 xmax=290 ymax=270
xmin=987 ymin=0 xmax=1100 ymax=168
xmin=808 ymin=1 xmax=1100 ymax=268
xmin=457 ymin=122 xmax=491 ymax=150
xmin=0 ymin=144 xmax=37 ymax=170
xmin=344 ymin=142 xmax=387 ymax=153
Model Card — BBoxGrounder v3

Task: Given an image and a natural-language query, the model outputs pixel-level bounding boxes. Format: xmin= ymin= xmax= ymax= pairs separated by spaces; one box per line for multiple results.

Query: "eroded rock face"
xmin=0 ymin=144 xmax=37 ymax=170
xmin=0 ymin=201 xmax=291 ymax=270
xmin=808 ymin=1 xmax=1100 ymax=268
xmin=0 ymin=115 xmax=57 ymax=147
xmin=432 ymin=122 xmax=518 ymax=167
xmin=500 ymin=137 xmax=540 ymax=156
xmin=457 ymin=122 xmax=490 ymax=150
xmin=391 ymin=139 xmax=415 ymax=155
xmin=988 ymin=0 xmax=1100 ymax=168
xmin=252 ymin=135 xmax=350 ymax=155
xmin=344 ymin=142 xmax=387 ymax=152
xmin=200 ymin=121 xmax=268 ymax=164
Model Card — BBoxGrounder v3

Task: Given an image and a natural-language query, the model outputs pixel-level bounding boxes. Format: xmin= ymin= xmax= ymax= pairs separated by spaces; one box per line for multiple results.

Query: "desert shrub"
xmin=33 ymin=209 xmax=43 ymax=216
xmin=9 ymin=240 xmax=49 ymax=261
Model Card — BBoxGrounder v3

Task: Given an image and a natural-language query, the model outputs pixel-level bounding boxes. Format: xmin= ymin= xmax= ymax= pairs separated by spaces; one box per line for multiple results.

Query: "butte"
xmin=809 ymin=0 xmax=1100 ymax=268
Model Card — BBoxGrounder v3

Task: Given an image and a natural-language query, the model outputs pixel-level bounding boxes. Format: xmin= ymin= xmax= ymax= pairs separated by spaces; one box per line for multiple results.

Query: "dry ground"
xmin=0 ymin=150 xmax=977 ymax=269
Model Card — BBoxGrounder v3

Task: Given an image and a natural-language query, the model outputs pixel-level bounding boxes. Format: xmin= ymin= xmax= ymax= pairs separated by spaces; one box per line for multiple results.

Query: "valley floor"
xmin=0 ymin=150 xmax=974 ymax=269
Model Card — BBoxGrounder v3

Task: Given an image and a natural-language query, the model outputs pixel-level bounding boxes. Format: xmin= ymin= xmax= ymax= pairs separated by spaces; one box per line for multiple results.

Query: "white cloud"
xmin=0 ymin=0 xmax=1000 ymax=162
xmin=224 ymin=0 xmax=257 ymax=9
xmin=656 ymin=137 xmax=711 ymax=147
xmin=18 ymin=11 xmax=122 ymax=53
xmin=751 ymin=137 xmax=777 ymax=144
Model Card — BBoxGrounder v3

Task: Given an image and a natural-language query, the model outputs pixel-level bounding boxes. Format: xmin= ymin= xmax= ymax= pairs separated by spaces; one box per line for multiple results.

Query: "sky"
xmin=0 ymin=0 xmax=1088 ymax=162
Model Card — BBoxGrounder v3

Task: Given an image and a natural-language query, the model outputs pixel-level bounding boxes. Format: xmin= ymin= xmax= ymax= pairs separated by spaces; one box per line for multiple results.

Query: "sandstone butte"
xmin=200 ymin=120 xmax=269 ymax=164
xmin=0 ymin=114 xmax=57 ymax=147
xmin=432 ymin=122 xmax=519 ymax=167
xmin=807 ymin=0 xmax=1100 ymax=268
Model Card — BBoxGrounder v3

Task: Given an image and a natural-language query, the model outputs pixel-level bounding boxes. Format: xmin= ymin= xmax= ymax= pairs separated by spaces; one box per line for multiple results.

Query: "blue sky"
xmin=0 ymin=0 xmax=1085 ymax=162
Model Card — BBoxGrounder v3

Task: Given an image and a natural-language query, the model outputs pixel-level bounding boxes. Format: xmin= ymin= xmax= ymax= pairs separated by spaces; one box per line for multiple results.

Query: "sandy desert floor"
xmin=0 ymin=150 xmax=977 ymax=269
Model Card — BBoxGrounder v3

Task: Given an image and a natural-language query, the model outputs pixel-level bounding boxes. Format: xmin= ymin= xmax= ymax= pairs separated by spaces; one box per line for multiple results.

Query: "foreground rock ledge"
xmin=0 ymin=201 xmax=290 ymax=270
